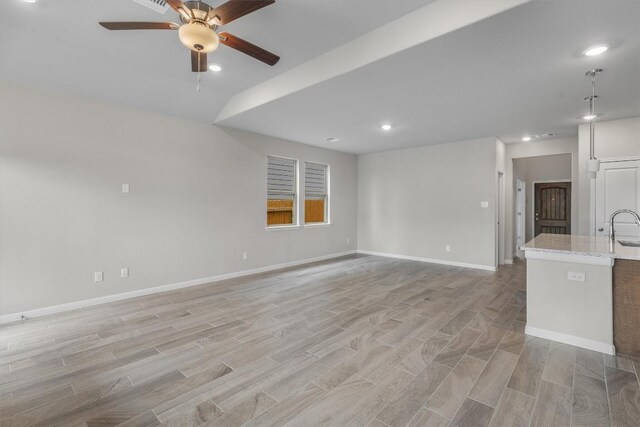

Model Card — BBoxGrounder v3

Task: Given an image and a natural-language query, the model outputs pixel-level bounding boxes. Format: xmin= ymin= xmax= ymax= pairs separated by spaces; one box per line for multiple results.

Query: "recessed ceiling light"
xmin=522 ymin=136 xmax=532 ymax=142
xmin=208 ymin=64 xmax=222 ymax=72
xmin=381 ymin=124 xmax=393 ymax=131
xmin=582 ymin=114 xmax=599 ymax=120
xmin=23 ymin=0 xmax=37 ymax=3
xmin=325 ymin=137 xmax=339 ymax=143
xmin=583 ymin=45 xmax=609 ymax=57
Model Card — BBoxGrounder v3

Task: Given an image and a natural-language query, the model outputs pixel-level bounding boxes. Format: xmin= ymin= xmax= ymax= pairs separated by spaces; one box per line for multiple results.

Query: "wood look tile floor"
xmin=1 ymin=254 xmax=640 ymax=426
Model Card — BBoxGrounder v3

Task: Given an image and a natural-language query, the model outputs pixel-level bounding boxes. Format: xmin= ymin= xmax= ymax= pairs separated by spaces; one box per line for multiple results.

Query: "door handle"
xmin=598 ymin=227 xmax=604 ymax=232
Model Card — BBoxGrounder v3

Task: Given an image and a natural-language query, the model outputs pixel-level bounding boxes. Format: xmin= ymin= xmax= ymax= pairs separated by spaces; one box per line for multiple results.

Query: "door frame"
xmin=515 ymin=178 xmax=526 ymax=258
xmin=532 ymin=179 xmax=572 ymax=237
xmin=496 ymin=170 xmax=505 ymax=267
xmin=590 ymin=156 xmax=640 ymax=236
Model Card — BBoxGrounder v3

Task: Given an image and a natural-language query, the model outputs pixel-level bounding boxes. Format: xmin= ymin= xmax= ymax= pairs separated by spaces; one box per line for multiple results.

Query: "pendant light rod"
xmin=585 ymin=69 xmax=602 ymax=161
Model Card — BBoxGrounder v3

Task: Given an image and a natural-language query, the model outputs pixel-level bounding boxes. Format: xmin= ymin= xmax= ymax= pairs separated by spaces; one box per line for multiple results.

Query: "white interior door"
xmin=515 ymin=179 xmax=526 ymax=258
xmin=594 ymin=159 xmax=640 ymax=239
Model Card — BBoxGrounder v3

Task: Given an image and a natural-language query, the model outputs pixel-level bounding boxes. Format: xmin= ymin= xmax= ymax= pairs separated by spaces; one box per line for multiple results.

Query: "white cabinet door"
xmin=594 ymin=160 xmax=640 ymax=239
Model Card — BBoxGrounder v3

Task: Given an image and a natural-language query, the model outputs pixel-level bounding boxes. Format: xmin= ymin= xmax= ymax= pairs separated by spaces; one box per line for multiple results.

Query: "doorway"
xmin=594 ymin=159 xmax=640 ymax=239
xmin=496 ymin=171 xmax=505 ymax=266
xmin=515 ymin=179 xmax=526 ymax=258
xmin=534 ymin=181 xmax=572 ymax=236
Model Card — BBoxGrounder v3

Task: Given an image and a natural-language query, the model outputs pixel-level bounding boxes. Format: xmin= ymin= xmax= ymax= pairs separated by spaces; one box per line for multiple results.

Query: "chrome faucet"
xmin=609 ymin=209 xmax=640 ymax=244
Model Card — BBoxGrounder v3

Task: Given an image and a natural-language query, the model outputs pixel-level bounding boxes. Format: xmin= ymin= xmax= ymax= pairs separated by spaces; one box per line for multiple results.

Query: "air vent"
xmin=133 ymin=0 xmax=169 ymax=14
xmin=533 ymin=132 xmax=556 ymax=139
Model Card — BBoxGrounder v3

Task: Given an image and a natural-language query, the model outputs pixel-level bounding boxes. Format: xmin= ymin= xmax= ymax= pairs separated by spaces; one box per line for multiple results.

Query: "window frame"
xmin=266 ymin=155 xmax=300 ymax=230
xmin=303 ymin=161 xmax=330 ymax=226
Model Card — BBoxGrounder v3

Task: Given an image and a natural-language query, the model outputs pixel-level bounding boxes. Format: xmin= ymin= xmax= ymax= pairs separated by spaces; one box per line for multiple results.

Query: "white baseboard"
xmin=357 ymin=250 xmax=496 ymax=272
xmin=0 ymin=250 xmax=357 ymax=325
xmin=525 ymin=325 xmax=615 ymax=355
xmin=504 ymin=259 xmax=513 ymax=265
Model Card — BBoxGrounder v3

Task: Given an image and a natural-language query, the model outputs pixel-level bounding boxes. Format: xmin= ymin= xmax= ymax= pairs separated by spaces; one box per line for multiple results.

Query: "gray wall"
xmin=513 ymin=154 xmax=572 ymax=242
xmin=0 ymin=83 xmax=358 ymax=316
xmin=357 ymin=137 xmax=498 ymax=269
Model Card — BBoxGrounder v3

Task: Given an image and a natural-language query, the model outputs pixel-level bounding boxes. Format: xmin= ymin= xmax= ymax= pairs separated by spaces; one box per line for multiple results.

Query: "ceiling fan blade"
xmin=191 ymin=50 xmax=208 ymax=72
xmin=209 ymin=0 xmax=275 ymax=25
xmin=99 ymin=22 xmax=179 ymax=30
xmin=219 ymin=32 xmax=280 ymax=66
xmin=165 ymin=0 xmax=193 ymax=21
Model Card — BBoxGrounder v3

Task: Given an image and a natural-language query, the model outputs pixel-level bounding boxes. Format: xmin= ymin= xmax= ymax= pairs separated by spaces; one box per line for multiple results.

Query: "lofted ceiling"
xmin=1 ymin=0 xmax=638 ymax=154
xmin=217 ymin=0 xmax=640 ymax=153
xmin=0 ymin=0 xmax=435 ymax=122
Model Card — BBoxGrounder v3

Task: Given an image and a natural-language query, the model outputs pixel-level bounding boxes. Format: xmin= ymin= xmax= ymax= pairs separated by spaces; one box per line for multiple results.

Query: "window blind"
xmin=267 ymin=156 xmax=296 ymax=200
xmin=305 ymin=162 xmax=327 ymax=200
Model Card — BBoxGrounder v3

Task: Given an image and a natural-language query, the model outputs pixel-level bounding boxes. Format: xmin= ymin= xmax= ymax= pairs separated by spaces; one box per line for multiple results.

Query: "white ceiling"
xmin=1 ymin=0 xmax=639 ymax=154
xmin=0 ymin=0 xmax=434 ymax=122
xmin=218 ymin=0 xmax=640 ymax=153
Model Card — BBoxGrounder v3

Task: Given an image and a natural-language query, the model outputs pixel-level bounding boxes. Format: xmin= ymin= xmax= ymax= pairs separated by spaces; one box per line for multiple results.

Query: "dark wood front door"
xmin=535 ymin=182 xmax=571 ymax=236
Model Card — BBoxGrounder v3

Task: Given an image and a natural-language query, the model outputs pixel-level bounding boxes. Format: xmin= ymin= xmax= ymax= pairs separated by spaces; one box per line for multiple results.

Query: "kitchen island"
xmin=523 ymin=233 xmax=640 ymax=356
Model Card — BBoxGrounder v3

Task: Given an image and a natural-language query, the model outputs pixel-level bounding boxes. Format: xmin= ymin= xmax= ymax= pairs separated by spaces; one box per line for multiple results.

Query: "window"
xmin=267 ymin=156 xmax=297 ymax=227
xmin=305 ymin=162 xmax=329 ymax=224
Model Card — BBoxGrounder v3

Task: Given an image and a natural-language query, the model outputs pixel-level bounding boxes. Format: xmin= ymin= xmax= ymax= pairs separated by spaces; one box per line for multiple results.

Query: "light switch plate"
xmin=94 ymin=272 xmax=104 ymax=282
xmin=122 ymin=184 xmax=130 ymax=193
xmin=567 ymin=271 xmax=585 ymax=282
xmin=481 ymin=201 xmax=489 ymax=208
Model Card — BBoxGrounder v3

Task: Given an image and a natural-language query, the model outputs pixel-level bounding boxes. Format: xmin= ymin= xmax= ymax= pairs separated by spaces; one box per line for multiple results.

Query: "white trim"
xmin=515 ymin=178 xmax=526 ymax=259
xmin=524 ymin=249 xmax=614 ymax=267
xmin=525 ymin=325 xmax=615 ymax=355
xmin=358 ymin=250 xmax=496 ymax=271
xmin=303 ymin=223 xmax=331 ymax=228
xmin=496 ymin=170 xmax=505 ymax=267
xmin=265 ymin=225 xmax=301 ymax=231
xmin=303 ymin=160 xmax=331 ymax=226
xmin=0 ymin=250 xmax=357 ymax=325
xmin=504 ymin=259 xmax=514 ymax=264
xmin=600 ymin=155 xmax=640 ymax=163
xmin=267 ymin=155 xmax=300 ymax=227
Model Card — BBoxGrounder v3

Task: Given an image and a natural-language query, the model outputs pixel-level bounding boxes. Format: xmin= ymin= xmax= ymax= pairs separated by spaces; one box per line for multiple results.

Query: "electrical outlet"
xmin=481 ymin=201 xmax=489 ymax=208
xmin=567 ymin=271 xmax=585 ymax=282
xmin=446 ymin=245 xmax=451 ymax=252
xmin=122 ymin=183 xmax=130 ymax=193
xmin=243 ymin=252 xmax=248 ymax=260
xmin=121 ymin=268 xmax=129 ymax=278
xmin=94 ymin=272 xmax=104 ymax=282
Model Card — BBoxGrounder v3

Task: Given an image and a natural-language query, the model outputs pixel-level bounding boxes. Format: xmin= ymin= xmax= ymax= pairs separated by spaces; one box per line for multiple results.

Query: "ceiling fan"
xmin=99 ymin=0 xmax=280 ymax=72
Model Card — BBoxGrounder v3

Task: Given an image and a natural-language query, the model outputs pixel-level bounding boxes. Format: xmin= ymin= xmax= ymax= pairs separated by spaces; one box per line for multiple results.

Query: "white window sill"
xmin=304 ymin=223 xmax=331 ymax=228
xmin=266 ymin=225 xmax=301 ymax=231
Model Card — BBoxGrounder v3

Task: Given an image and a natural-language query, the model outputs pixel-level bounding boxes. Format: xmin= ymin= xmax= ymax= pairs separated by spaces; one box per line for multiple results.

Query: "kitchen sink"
xmin=618 ymin=240 xmax=640 ymax=248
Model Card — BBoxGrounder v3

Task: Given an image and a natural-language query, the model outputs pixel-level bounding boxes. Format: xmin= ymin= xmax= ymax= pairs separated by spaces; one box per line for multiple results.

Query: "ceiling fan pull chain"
xmin=196 ymin=70 xmax=201 ymax=93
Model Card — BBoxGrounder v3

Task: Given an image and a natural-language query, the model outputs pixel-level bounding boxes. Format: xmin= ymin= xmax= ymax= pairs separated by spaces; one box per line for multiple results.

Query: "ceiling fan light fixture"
xmin=179 ymin=22 xmax=219 ymax=53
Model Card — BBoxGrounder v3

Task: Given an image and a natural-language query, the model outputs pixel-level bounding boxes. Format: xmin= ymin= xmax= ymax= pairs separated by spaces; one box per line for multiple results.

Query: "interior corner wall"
xmin=357 ymin=137 xmax=498 ymax=269
xmin=504 ymin=137 xmax=579 ymax=259
xmin=577 ymin=116 xmax=640 ymax=235
xmin=0 ymin=82 xmax=358 ymax=316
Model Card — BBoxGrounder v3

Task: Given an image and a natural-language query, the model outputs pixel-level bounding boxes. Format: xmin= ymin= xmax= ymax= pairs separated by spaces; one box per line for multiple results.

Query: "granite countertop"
xmin=523 ymin=233 xmax=640 ymax=261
